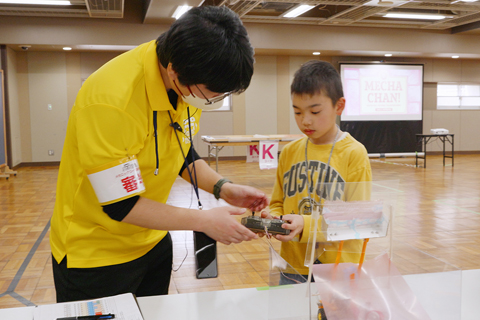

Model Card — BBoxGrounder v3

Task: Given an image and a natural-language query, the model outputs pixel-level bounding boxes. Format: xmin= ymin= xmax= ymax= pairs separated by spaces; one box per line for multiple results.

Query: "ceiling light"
xmin=172 ymin=5 xmax=192 ymax=19
xmin=312 ymin=52 xmax=321 ymax=56
xmin=384 ymin=12 xmax=447 ymax=20
xmin=76 ymin=45 xmax=137 ymax=51
xmin=459 ymin=0 xmax=478 ymax=2
xmin=385 ymin=53 xmax=393 ymax=57
xmin=377 ymin=0 xmax=395 ymax=5
xmin=282 ymin=4 xmax=315 ymax=18
xmin=0 ymin=0 xmax=72 ymax=4
xmin=452 ymin=55 xmax=459 ymax=59
xmin=63 ymin=47 xmax=72 ymax=51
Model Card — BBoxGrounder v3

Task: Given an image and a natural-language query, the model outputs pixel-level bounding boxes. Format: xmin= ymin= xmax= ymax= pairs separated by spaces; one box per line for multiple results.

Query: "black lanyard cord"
xmin=167 ymin=110 xmax=203 ymax=209
xmin=187 ymin=107 xmax=200 ymax=198
xmin=153 ymin=111 xmax=159 ymax=175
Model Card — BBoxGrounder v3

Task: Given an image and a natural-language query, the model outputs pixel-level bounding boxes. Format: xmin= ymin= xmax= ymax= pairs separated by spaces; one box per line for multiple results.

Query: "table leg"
xmin=207 ymin=145 xmax=211 ymax=166
xmin=416 ymin=137 xmax=420 ymax=168
xmin=452 ymin=135 xmax=454 ymax=167
xmin=215 ymin=147 xmax=219 ymax=172
xmin=443 ymin=136 xmax=446 ymax=166
xmin=424 ymin=138 xmax=427 ymax=168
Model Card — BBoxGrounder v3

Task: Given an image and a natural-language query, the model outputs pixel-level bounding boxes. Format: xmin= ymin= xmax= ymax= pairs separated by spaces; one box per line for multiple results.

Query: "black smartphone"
xmin=193 ymin=231 xmax=218 ymax=279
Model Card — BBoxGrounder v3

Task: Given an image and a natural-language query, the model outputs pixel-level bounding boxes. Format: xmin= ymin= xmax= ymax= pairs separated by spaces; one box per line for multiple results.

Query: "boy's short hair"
xmin=156 ymin=6 xmax=254 ymax=94
xmin=291 ymin=60 xmax=344 ymax=104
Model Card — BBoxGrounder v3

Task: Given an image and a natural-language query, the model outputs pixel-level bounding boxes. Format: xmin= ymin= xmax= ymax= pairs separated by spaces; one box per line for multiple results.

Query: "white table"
xmin=201 ymin=134 xmax=304 ymax=172
xmin=2 ymin=269 xmax=480 ymax=320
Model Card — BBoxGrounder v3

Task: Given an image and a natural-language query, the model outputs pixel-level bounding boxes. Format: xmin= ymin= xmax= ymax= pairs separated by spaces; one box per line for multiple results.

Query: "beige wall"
xmin=80 ymin=52 xmax=119 ymax=81
xmin=245 ymin=55 xmax=278 ymax=136
xmin=416 ymin=58 xmax=480 ymax=152
xmin=5 ymin=50 xmax=480 ymax=165
xmin=6 ymin=49 xmax=32 ymax=166
xmin=6 ymin=47 xmax=21 ymax=166
xmin=276 ymin=56 xmax=290 ymax=136
xmin=4 ymin=16 xmax=480 ymax=58
xmin=27 ymin=52 xmax=69 ymax=162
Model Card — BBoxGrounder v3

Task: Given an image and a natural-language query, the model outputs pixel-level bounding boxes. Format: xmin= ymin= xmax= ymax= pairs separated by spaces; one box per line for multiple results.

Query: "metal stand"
xmin=0 ymin=165 xmax=17 ymax=180
xmin=207 ymin=145 xmax=224 ymax=172
xmin=415 ymin=134 xmax=454 ymax=168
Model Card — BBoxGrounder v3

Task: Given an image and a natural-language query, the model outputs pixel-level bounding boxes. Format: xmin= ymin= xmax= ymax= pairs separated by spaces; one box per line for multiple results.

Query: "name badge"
xmin=87 ymin=156 xmax=145 ymax=204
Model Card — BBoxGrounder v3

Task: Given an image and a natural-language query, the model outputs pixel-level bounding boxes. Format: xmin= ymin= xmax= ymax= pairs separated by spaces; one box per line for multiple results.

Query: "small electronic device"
xmin=430 ymin=128 xmax=449 ymax=135
xmin=241 ymin=214 xmax=290 ymax=235
xmin=193 ymin=231 xmax=218 ymax=279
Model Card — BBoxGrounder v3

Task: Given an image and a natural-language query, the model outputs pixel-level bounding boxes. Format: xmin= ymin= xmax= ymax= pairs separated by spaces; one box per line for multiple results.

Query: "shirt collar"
xmin=144 ymin=40 xmax=173 ymax=112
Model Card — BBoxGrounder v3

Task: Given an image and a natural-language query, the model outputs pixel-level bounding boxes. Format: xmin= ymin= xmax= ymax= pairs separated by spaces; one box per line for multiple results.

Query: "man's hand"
xmin=220 ymin=183 xmax=269 ymax=212
xmin=274 ymin=214 xmax=304 ymax=242
xmin=199 ymin=206 xmax=258 ymax=245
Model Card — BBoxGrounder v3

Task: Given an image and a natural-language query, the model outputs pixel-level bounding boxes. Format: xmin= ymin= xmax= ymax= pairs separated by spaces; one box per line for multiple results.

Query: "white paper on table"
xmin=33 ymin=293 xmax=143 ymax=320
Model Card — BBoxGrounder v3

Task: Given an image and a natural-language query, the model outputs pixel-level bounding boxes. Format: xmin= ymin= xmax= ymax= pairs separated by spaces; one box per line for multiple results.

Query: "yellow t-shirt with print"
xmin=50 ymin=40 xmax=202 ymax=268
xmin=270 ymin=133 xmax=372 ymax=275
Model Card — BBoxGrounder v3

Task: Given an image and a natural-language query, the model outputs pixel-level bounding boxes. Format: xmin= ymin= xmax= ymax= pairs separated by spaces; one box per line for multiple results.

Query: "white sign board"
xmin=246 ymin=145 xmax=259 ymax=163
xmin=259 ymin=140 xmax=279 ymax=170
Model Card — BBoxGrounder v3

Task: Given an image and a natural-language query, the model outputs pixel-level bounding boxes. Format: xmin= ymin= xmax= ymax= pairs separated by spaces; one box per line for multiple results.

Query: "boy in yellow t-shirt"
xmin=265 ymin=60 xmax=372 ymax=284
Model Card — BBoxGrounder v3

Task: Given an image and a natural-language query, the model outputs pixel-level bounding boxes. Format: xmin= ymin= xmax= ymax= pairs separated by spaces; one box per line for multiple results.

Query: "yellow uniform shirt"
xmin=50 ymin=40 xmax=202 ymax=268
xmin=270 ymin=133 xmax=372 ymax=275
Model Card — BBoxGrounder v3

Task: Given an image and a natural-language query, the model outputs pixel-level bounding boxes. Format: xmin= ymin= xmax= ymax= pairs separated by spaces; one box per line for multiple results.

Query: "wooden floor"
xmin=1 ymin=154 xmax=480 ymax=309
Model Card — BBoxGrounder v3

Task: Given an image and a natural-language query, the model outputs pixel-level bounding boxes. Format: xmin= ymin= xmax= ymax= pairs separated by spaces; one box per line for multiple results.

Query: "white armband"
xmin=86 ymin=156 xmax=145 ymax=205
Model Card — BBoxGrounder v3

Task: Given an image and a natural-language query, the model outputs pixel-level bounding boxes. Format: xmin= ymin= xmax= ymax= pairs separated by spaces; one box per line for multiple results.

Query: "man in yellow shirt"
xmin=50 ymin=6 xmax=268 ymax=302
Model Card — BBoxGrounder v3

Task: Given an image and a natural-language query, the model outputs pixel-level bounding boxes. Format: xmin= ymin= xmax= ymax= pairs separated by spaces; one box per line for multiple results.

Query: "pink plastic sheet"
xmin=312 ymin=253 xmax=431 ymax=320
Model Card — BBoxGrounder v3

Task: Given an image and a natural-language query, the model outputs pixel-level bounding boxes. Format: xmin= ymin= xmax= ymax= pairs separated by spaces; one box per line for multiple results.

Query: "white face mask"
xmin=182 ymin=94 xmax=225 ymax=111
xmin=173 ymin=80 xmax=226 ymax=111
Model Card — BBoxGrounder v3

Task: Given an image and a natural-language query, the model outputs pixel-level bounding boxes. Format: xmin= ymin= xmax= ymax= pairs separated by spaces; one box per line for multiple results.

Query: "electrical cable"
xmin=168 ymin=108 xmax=203 ymax=272
xmin=172 ymin=172 xmax=198 ymax=273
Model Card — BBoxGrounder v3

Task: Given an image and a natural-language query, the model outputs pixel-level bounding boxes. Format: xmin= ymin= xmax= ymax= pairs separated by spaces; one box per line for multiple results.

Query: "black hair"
xmin=156 ymin=6 xmax=254 ymax=94
xmin=291 ymin=60 xmax=344 ymax=104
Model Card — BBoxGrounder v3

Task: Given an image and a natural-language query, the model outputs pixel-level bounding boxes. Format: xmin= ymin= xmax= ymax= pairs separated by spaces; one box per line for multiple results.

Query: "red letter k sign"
xmin=262 ymin=144 xmax=274 ymax=159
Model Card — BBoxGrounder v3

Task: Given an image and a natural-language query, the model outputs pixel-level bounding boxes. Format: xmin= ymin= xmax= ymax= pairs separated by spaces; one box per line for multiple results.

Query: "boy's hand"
xmin=274 ymin=214 xmax=304 ymax=242
xmin=260 ymin=210 xmax=273 ymax=220
xmin=255 ymin=210 xmax=274 ymax=238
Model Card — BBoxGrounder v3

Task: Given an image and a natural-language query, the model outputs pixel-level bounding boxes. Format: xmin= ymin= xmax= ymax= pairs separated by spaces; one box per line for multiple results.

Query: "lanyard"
xmin=304 ymin=124 xmax=340 ymax=214
xmin=168 ymin=108 xmax=203 ymax=210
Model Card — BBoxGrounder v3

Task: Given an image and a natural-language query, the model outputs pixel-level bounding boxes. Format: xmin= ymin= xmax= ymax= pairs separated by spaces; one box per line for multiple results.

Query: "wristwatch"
xmin=213 ymin=178 xmax=232 ymax=200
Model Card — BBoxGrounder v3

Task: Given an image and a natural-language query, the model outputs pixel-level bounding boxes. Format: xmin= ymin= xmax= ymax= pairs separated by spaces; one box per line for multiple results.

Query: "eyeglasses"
xmin=189 ymin=85 xmax=231 ymax=105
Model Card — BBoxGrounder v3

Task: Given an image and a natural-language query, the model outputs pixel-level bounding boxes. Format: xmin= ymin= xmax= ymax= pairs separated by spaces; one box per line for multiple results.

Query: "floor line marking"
xmin=0 ymin=219 xmax=51 ymax=306
xmin=434 ymin=199 xmax=480 ymax=215
xmin=372 ymin=182 xmax=404 ymax=193
xmin=9 ymin=292 xmax=36 ymax=307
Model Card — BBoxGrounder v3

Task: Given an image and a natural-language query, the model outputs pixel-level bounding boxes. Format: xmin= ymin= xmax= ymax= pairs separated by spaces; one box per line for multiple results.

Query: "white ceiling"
xmin=144 ymin=0 xmax=480 ymax=35
xmin=0 ymin=0 xmax=124 ymax=18
xmin=2 ymin=0 xmax=480 ymax=58
xmin=1 ymin=0 xmax=480 ymax=34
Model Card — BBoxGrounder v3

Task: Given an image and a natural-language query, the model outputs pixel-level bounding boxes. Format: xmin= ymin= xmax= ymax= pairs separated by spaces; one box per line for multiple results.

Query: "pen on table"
xmin=56 ymin=313 xmax=115 ymax=320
